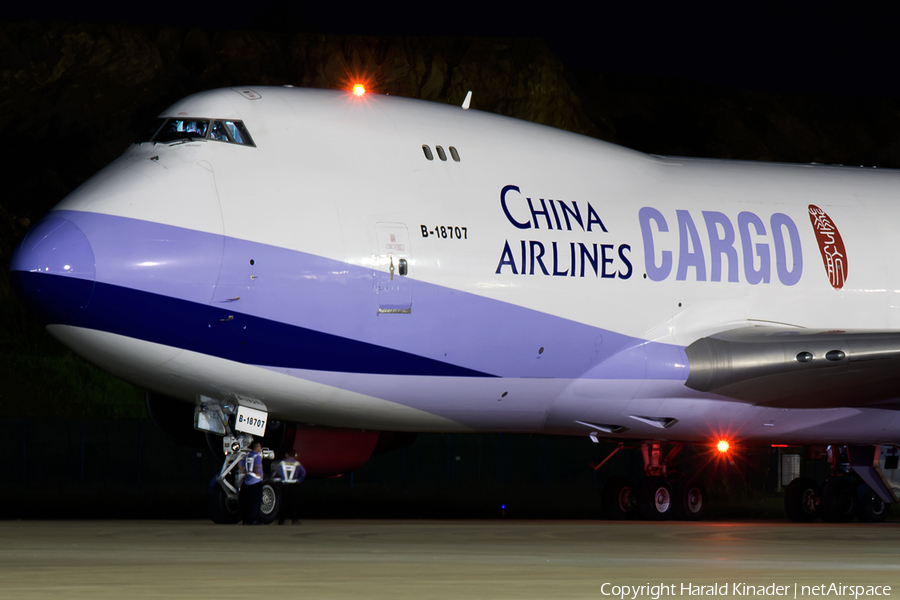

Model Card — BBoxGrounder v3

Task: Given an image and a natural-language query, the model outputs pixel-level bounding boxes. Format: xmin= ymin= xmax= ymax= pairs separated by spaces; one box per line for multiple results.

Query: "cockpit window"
xmin=154 ymin=119 xmax=210 ymax=143
xmin=210 ymin=120 xmax=230 ymax=142
xmin=209 ymin=120 xmax=255 ymax=147
xmin=140 ymin=117 xmax=256 ymax=147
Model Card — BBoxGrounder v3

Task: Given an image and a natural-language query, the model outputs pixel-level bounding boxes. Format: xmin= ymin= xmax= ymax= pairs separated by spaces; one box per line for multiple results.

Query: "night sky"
xmin=5 ymin=0 xmax=900 ymax=98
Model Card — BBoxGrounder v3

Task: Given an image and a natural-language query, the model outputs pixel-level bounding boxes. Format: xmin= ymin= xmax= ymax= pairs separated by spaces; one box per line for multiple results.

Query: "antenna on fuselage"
xmin=462 ymin=91 xmax=472 ymax=110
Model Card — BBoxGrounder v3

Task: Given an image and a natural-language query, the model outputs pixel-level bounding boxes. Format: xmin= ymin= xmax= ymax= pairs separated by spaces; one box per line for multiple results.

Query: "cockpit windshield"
xmin=135 ymin=118 xmax=255 ymax=147
xmin=209 ymin=120 xmax=254 ymax=145
xmin=154 ymin=119 xmax=210 ymax=143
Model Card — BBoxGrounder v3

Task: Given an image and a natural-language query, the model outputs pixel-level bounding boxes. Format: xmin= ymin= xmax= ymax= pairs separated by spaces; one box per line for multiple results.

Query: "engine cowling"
xmin=280 ymin=425 xmax=416 ymax=478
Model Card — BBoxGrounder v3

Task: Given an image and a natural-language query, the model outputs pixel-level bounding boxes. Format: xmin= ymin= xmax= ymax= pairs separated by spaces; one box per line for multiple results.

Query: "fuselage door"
xmin=374 ymin=223 xmax=412 ymax=314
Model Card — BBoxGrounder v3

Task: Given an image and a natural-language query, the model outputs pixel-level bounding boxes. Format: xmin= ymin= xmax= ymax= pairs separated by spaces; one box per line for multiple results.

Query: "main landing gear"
xmin=784 ymin=445 xmax=892 ymax=523
xmin=595 ymin=442 xmax=708 ymax=521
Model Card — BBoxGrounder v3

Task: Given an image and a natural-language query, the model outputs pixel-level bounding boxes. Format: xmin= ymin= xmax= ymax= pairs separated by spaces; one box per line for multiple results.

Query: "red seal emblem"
xmin=808 ymin=205 xmax=847 ymax=289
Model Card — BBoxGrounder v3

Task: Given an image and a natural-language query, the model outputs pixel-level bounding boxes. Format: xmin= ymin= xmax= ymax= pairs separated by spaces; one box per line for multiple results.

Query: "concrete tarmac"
xmin=1 ymin=520 xmax=898 ymax=599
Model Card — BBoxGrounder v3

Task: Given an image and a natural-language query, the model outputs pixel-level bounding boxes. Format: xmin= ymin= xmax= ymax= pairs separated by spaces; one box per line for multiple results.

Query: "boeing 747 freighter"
xmin=11 ymin=86 xmax=900 ymax=523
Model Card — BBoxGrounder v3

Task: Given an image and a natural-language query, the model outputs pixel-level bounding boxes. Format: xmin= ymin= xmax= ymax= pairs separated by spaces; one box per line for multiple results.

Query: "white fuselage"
xmin=12 ymin=87 xmax=900 ymax=446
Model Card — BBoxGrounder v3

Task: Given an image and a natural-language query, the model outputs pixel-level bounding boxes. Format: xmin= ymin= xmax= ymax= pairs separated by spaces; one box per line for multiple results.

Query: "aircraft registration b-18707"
xmin=10 ymin=85 xmax=900 ymax=523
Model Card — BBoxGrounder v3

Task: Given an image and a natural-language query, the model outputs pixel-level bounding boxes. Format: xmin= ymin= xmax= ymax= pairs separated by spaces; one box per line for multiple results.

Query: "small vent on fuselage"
xmin=422 ymin=144 xmax=460 ymax=162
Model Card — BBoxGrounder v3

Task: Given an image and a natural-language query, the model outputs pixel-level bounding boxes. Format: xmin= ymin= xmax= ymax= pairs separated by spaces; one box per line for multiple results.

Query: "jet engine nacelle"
xmin=281 ymin=424 xmax=416 ymax=479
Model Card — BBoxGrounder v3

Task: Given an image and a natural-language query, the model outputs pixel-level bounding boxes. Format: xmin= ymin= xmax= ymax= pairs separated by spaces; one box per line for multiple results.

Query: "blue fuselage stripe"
xmin=12 ymin=271 xmax=495 ymax=378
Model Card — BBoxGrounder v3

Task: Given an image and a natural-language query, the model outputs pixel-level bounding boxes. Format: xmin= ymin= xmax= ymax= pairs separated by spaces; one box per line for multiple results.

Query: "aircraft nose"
xmin=9 ymin=216 xmax=96 ymax=325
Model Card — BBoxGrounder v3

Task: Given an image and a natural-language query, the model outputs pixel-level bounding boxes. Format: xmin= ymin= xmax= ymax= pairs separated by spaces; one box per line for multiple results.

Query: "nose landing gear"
xmin=207 ymin=432 xmax=278 ymax=524
xmin=197 ymin=398 xmax=277 ymax=524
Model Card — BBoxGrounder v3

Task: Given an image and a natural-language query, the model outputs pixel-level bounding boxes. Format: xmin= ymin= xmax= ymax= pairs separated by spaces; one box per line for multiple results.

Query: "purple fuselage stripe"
xmin=46 ymin=210 xmax=689 ymax=380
